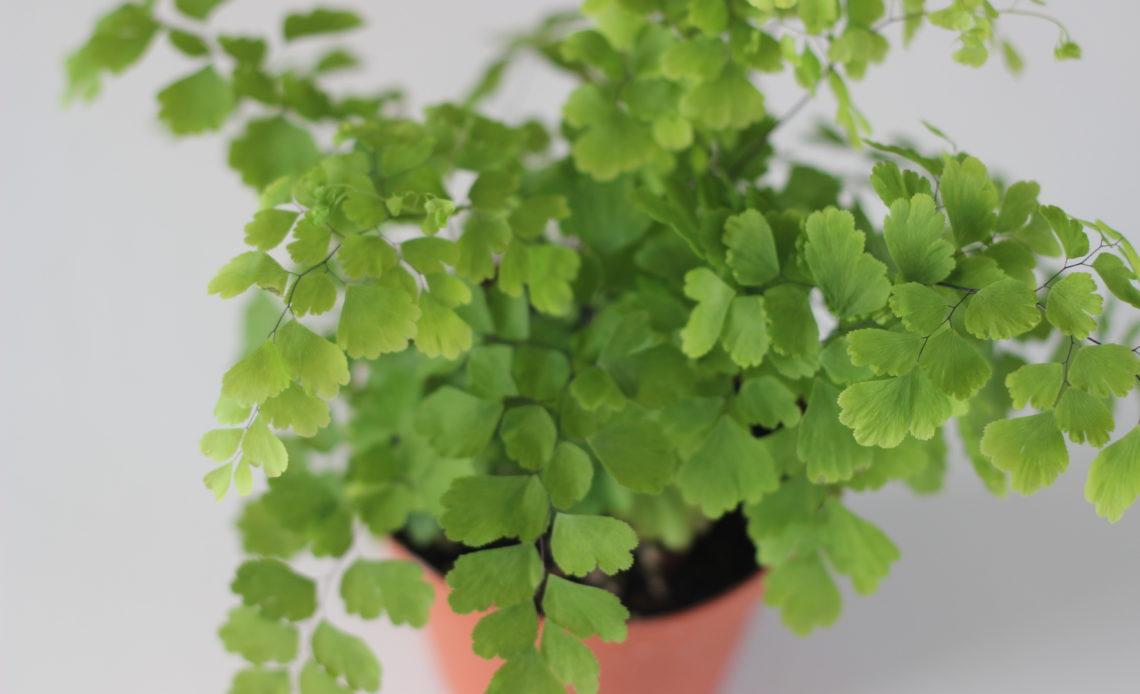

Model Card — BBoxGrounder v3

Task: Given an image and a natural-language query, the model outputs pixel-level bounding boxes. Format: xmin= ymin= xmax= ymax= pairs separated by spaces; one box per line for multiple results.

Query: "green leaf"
xmin=510 ymin=195 xmax=570 ymax=240
xmin=870 ymin=160 xmax=932 ymax=206
xmin=799 ymin=379 xmax=872 ymax=482
xmin=995 ymin=181 xmax=1040 ymax=233
xmin=940 ymin=156 xmax=998 ymax=246
xmin=168 ymin=29 xmax=210 ymax=56
xmin=820 ymin=337 xmax=874 ymax=385
xmin=415 ymin=386 xmax=502 ymax=457
xmin=688 ymin=0 xmax=728 ymax=35
xmin=765 ymin=285 xmax=820 ymax=357
xmin=289 ymin=273 xmax=337 ymax=317
xmin=721 ymin=296 xmax=771 ymax=368
xmin=838 ymin=369 xmax=954 ymax=448
xmin=204 ymin=463 xmax=233 ymax=500
xmin=466 ymin=344 xmax=517 ymax=400
xmin=299 ymin=660 xmax=351 ymax=694
xmin=457 ymin=212 xmax=512 ymax=282
xmin=846 ymin=328 xmax=921 ymax=376
xmin=1054 ymin=40 xmax=1082 ymax=60
xmin=526 ymin=244 xmax=582 ymax=316
xmin=275 ymin=321 xmax=349 ymax=399
xmin=798 ymin=0 xmax=840 ymax=33
xmin=1085 ymin=427 xmax=1140 ymax=522
xmin=229 ymin=668 xmax=289 ymax=694
xmin=175 ymin=0 xmax=228 ymax=20
xmin=359 ymin=484 xmax=411 ymax=536
xmin=402 ymin=237 xmax=456 ymax=275
xmin=244 ymin=210 xmax=299 ymax=251
xmin=883 ymin=194 xmax=955 ymax=284
xmin=803 ymin=208 xmax=890 ymax=317
xmin=820 ymin=502 xmax=899 ymax=594
xmin=473 ymin=602 xmax=539 ymax=659
xmin=733 ymin=375 xmax=802 ymax=430
xmin=157 ymin=66 xmax=234 ymax=135
xmin=1040 ymin=205 xmax=1089 ymax=258
xmin=260 ymin=384 xmax=329 ymax=436
xmin=588 ymin=415 xmax=681 ymax=493
xmin=65 ymin=4 xmax=159 ymax=103
xmin=220 ymin=36 xmax=268 ymax=65
xmin=312 ymin=621 xmax=380 ymax=692
xmin=446 ymin=544 xmax=544 ymax=613
xmin=232 ymin=559 xmax=316 ymax=621
xmin=542 ymin=576 xmax=629 ymax=642
xmin=340 ymin=236 xmax=397 ymax=280
xmin=234 ymin=459 xmax=254 ymax=496
xmin=415 ymin=293 xmax=472 ymax=360
xmin=513 ymin=346 xmax=570 ymax=401
xmin=963 ymin=278 xmax=1041 ymax=339
xmin=339 ymin=559 xmax=433 ymax=626
xmin=440 ymin=475 xmax=550 ymax=546
xmin=287 ymin=219 xmax=330 ymax=266
xmin=561 ymin=171 xmax=652 ymax=255
xmin=680 ymin=66 xmax=766 ymax=130
xmin=889 ymin=283 xmax=949 ymax=334
xmin=201 ymin=428 xmax=243 ymax=462
xmin=219 ymin=606 xmax=298 ymax=665
xmin=980 ymin=413 xmax=1068 ymax=494
xmin=541 ymin=626 xmax=600 ymax=694
xmin=222 ymin=341 xmax=292 ymax=407
xmin=469 ymin=171 xmax=520 ymax=210
xmin=284 ymin=9 xmax=363 ymax=41
xmin=1054 ymin=388 xmax=1114 ymax=447
xmin=764 ymin=553 xmax=841 ymax=635
xmin=1005 ymin=363 xmax=1064 ymax=410
xmin=237 ymin=499 xmax=306 ymax=558
xmin=1045 ymin=272 xmax=1103 ymax=339
xmin=209 ymin=251 xmax=289 ymax=298
xmin=680 ymin=267 xmax=735 ymax=358
xmin=551 ymin=514 xmax=638 ymax=576
xmin=920 ymin=328 xmax=992 ymax=399
xmin=229 ymin=117 xmax=321 ymax=190
xmin=724 ymin=209 xmax=779 ymax=286
xmin=541 ymin=442 xmax=595 ymax=510
xmin=336 ymin=284 xmax=420 ymax=359
xmin=487 ymin=651 xmax=564 ymax=694
xmin=678 ymin=415 xmax=779 ymax=517
xmin=571 ymin=110 xmax=655 ymax=181
xmin=569 ymin=367 xmax=626 ymax=411
xmin=662 ymin=36 xmax=726 ymax=81
xmin=1068 ymin=344 xmax=1140 ymax=398
xmin=1092 ymin=253 xmax=1140 ymax=308
xmin=500 ymin=405 xmax=558 ymax=471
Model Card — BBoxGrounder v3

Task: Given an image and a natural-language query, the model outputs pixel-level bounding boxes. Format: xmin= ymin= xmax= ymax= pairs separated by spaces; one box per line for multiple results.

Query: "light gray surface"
xmin=1 ymin=2 xmax=1138 ymax=693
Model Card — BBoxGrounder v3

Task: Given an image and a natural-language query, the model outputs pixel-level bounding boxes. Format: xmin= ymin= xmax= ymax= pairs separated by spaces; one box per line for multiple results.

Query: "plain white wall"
xmin=1 ymin=2 xmax=1138 ymax=693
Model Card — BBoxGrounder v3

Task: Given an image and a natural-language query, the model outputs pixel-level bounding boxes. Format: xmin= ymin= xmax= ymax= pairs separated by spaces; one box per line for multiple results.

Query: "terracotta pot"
xmin=389 ymin=540 xmax=764 ymax=694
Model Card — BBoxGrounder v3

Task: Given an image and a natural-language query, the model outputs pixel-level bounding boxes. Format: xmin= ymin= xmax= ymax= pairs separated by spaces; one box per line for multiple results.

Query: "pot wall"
xmin=390 ymin=540 xmax=764 ymax=694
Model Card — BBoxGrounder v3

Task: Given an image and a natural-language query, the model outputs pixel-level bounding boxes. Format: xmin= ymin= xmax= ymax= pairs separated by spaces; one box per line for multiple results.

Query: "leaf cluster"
xmin=68 ymin=1 xmax=1140 ymax=692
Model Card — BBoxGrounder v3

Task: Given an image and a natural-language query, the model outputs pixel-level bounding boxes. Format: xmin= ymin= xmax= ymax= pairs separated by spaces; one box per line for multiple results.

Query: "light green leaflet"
xmin=440 ymin=475 xmax=550 ymax=546
xmin=550 ymin=514 xmax=638 ymax=576
xmin=981 ymin=413 xmax=1068 ymax=494
xmin=446 ymin=544 xmax=544 ymax=614
xmin=680 ymin=267 xmax=734 ymax=358
xmin=803 ymin=208 xmax=890 ymax=317
xmin=1085 ymin=427 xmax=1140 ymax=522
xmin=882 ymin=193 xmax=954 ymax=284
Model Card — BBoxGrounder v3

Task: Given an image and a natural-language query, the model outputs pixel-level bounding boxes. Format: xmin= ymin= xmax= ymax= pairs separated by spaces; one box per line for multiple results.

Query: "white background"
xmin=2 ymin=2 xmax=1138 ymax=693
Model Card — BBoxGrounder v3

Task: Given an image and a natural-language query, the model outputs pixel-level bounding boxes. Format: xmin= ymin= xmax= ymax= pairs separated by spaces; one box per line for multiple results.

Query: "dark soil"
xmin=395 ymin=509 xmax=760 ymax=619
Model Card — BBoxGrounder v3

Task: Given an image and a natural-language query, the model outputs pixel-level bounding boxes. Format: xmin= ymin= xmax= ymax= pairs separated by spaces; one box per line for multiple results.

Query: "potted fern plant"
xmin=69 ymin=1 xmax=1140 ymax=693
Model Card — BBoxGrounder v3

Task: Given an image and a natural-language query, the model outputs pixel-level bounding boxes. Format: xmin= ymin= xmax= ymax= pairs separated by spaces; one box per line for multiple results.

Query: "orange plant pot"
xmin=389 ymin=540 xmax=764 ymax=694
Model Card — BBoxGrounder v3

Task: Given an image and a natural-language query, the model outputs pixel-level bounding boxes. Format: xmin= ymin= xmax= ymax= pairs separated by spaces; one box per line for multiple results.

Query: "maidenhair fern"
xmin=70 ymin=1 xmax=1140 ymax=692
